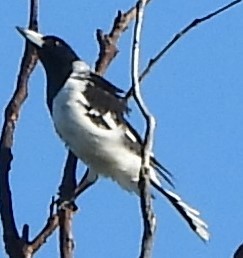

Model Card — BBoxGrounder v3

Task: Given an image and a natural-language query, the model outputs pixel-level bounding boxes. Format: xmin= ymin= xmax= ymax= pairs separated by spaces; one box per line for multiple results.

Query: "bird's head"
xmin=16 ymin=27 xmax=80 ymax=83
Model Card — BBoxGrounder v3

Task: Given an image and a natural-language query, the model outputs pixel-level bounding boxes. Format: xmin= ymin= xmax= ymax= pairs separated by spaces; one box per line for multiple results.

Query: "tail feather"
xmin=150 ymin=157 xmax=175 ymax=188
xmin=151 ymin=180 xmax=210 ymax=242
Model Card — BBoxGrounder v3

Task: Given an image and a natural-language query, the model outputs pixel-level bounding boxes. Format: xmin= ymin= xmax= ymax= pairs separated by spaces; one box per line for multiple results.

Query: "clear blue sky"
xmin=1 ymin=1 xmax=243 ymax=257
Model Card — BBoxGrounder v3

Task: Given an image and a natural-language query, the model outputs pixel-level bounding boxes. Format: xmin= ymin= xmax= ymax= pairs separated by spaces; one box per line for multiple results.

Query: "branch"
xmin=58 ymin=151 xmax=77 ymax=258
xmin=0 ymin=0 xmax=38 ymax=257
xmin=95 ymin=0 xmax=151 ymax=75
xmin=131 ymin=1 xmax=156 ymax=258
xmin=58 ymin=210 xmax=75 ymax=258
xmin=27 ymin=211 xmax=59 ymax=255
xmin=126 ymin=0 xmax=243 ymax=98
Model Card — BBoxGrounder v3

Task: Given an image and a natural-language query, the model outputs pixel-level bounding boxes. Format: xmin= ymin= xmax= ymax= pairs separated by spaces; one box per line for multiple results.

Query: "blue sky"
xmin=1 ymin=1 xmax=243 ymax=257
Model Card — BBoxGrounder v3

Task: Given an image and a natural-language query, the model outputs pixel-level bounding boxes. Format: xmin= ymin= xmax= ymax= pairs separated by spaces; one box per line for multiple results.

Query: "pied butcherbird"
xmin=16 ymin=27 xmax=209 ymax=241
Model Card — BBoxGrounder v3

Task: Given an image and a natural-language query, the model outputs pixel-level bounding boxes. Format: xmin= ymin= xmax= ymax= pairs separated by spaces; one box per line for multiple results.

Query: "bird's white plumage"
xmin=52 ymin=62 xmax=161 ymax=193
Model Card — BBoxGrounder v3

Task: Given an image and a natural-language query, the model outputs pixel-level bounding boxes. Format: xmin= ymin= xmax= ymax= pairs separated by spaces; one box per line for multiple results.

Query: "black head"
xmin=16 ymin=27 xmax=81 ymax=112
xmin=16 ymin=27 xmax=80 ymax=85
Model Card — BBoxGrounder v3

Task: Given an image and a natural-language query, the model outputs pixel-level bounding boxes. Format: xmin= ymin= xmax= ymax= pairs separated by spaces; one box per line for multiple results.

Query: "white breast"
xmin=51 ymin=78 xmax=153 ymax=193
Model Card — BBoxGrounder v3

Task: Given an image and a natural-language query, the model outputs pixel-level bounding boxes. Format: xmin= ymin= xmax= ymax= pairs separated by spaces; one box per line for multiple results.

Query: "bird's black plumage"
xmin=36 ymin=36 xmax=79 ymax=110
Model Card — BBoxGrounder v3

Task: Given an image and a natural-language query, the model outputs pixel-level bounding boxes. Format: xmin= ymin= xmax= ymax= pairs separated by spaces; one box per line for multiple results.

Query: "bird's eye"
xmin=43 ymin=38 xmax=61 ymax=48
xmin=54 ymin=40 xmax=60 ymax=46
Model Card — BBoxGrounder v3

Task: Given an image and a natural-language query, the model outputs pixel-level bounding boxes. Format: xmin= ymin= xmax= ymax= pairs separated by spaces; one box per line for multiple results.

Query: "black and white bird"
xmin=17 ymin=27 xmax=209 ymax=241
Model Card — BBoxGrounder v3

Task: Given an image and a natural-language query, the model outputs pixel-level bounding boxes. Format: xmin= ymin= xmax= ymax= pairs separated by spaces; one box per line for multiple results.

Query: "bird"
xmin=16 ymin=26 xmax=209 ymax=241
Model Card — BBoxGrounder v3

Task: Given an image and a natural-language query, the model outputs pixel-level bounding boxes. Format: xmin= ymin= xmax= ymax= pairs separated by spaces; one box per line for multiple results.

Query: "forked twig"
xmin=95 ymin=0 xmax=151 ymax=75
xmin=126 ymin=0 xmax=243 ymax=99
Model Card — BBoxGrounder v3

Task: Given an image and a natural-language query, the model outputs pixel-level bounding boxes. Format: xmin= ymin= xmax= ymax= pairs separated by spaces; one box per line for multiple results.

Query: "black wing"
xmin=76 ymin=72 xmax=173 ymax=186
xmin=89 ymin=72 xmax=125 ymax=94
xmin=83 ymin=73 xmax=129 ymax=123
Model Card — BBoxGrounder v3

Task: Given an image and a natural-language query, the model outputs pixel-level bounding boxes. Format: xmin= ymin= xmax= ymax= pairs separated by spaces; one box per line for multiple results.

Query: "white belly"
xmin=52 ymin=86 xmax=143 ymax=192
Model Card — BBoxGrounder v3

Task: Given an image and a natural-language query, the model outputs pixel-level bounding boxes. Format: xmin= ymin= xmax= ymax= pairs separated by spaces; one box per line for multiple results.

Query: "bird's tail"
xmin=151 ymin=180 xmax=209 ymax=241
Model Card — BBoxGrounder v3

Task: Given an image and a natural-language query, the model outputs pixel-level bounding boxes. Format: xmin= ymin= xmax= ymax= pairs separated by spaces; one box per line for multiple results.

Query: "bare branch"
xmin=95 ymin=29 xmax=119 ymax=75
xmin=126 ymin=0 xmax=242 ymax=99
xmin=0 ymin=0 xmax=38 ymax=257
xmin=21 ymin=224 xmax=30 ymax=242
xmin=28 ymin=215 xmax=59 ymax=255
xmin=95 ymin=0 xmax=151 ymax=75
xmin=58 ymin=151 xmax=78 ymax=205
xmin=58 ymin=151 xmax=77 ymax=258
xmin=58 ymin=210 xmax=75 ymax=258
xmin=26 ymin=196 xmax=58 ymax=255
xmin=131 ymin=1 xmax=156 ymax=258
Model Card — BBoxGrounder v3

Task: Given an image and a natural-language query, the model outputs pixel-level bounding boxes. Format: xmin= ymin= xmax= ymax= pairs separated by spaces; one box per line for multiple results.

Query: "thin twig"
xmin=126 ymin=0 xmax=243 ymax=98
xmin=27 ymin=215 xmax=59 ymax=255
xmin=0 ymin=0 xmax=38 ymax=257
xmin=26 ymin=196 xmax=58 ymax=255
xmin=131 ymin=1 xmax=156 ymax=258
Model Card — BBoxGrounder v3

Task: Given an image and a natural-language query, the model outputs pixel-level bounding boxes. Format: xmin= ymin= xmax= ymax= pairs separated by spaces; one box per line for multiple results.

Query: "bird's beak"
xmin=16 ymin=26 xmax=44 ymax=48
